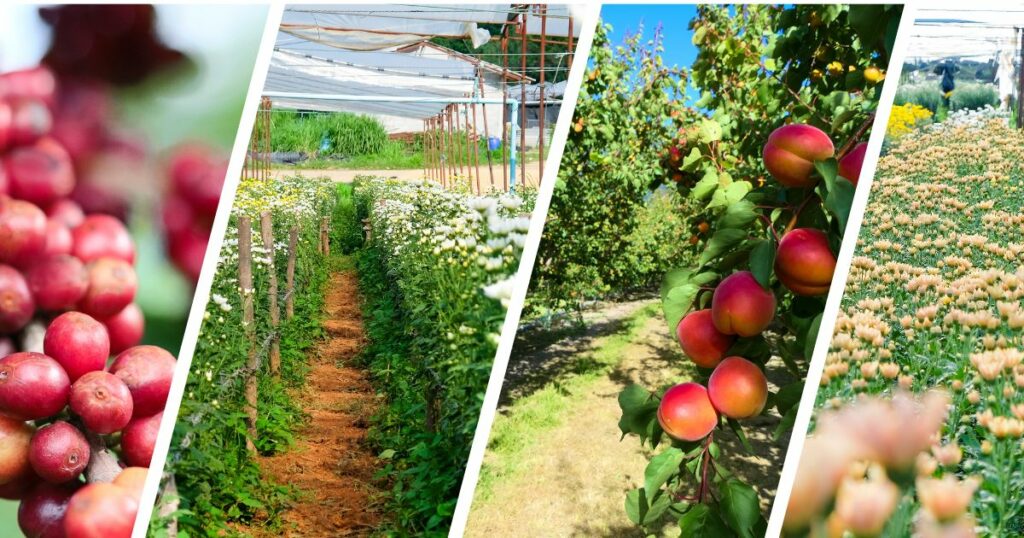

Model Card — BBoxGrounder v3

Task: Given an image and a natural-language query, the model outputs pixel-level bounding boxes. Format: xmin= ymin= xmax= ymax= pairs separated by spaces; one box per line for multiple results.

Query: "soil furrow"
xmin=255 ymin=270 xmax=384 ymax=537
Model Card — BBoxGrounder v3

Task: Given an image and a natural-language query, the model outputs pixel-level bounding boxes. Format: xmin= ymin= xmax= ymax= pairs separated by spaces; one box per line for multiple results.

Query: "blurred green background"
xmin=0 ymin=4 xmax=268 ymax=533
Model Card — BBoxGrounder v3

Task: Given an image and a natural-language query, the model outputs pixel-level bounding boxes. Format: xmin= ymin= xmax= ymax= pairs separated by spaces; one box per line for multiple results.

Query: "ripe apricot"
xmin=762 ymin=124 xmax=834 ymax=187
xmin=775 ymin=228 xmax=837 ymax=296
xmin=658 ymin=382 xmax=718 ymax=442
xmin=711 ymin=271 xmax=776 ymax=337
xmin=676 ymin=309 xmax=734 ymax=368
xmin=708 ymin=357 xmax=768 ymax=419
xmin=838 ymin=142 xmax=868 ymax=186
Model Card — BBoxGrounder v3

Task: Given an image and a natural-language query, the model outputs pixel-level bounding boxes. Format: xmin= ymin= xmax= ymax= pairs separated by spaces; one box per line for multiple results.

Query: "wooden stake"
xmin=260 ymin=211 xmax=281 ymax=376
xmin=238 ymin=216 xmax=257 ymax=452
xmin=285 ymin=225 xmax=297 ymax=319
xmin=320 ymin=217 xmax=330 ymax=256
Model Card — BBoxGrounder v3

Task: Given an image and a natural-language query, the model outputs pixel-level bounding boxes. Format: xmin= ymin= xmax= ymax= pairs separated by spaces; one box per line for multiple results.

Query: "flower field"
xmin=354 ymin=178 xmax=532 ymax=532
xmin=788 ymin=108 xmax=1024 ymax=536
xmin=157 ymin=175 xmax=335 ymax=535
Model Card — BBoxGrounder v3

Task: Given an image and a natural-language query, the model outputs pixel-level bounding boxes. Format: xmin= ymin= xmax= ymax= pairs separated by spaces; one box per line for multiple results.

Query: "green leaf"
xmin=682 ymin=147 xmax=703 ymax=172
xmin=775 ymin=381 xmax=804 ymax=415
xmin=814 ymin=158 xmax=839 ymax=193
xmin=718 ymin=199 xmax=757 ymax=229
xmin=379 ymin=449 xmax=396 ymax=460
xmin=803 ymin=313 xmax=823 ymax=361
xmin=708 ymin=181 xmax=752 ymax=210
xmin=693 ymin=169 xmax=719 ymax=201
xmin=700 ymin=229 xmax=746 ymax=266
xmin=678 ymin=503 xmax=732 ymax=536
xmin=698 ymin=119 xmax=723 ymax=143
xmin=661 ymin=272 xmax=698 ymax=332
xmin=720 ymin=479 xmax=762 ymax=538
xmin=644 ymin=447 xmax=684 ymax=495
xmin=825 ymin=178 xmax=855 ymax=230
xmin=748 ymin=239 xmax=776 ymax=288
xmin=625 ymin=487 xmax=672 ymax=526
xmin=727 ymin=417 xmax=754 ymax=453
xmin=618 ymin=384 xmax=661 ymax=443
xmin=773 ymin=406 xmax=798 ymax=441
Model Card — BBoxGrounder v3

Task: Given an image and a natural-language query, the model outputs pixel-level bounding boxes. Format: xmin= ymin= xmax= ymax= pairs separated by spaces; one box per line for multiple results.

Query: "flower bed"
xmin=354 ymin=178 xmax=532 ymax=533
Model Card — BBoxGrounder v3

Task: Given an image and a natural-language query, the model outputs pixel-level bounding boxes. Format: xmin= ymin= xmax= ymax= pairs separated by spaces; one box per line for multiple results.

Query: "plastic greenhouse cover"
xmin=266 ymin=4 xmax=580 ymax=124
xmin=281 ymin=4 xmax=582 ymax=52
xmin=908 ymin=7 xmax=1024 ymax=62
xmin=268 ymin=32 xmax=479 ymax=118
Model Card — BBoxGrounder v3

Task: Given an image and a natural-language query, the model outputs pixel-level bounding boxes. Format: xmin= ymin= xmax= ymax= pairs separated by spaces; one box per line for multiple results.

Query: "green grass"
xmin=474 ymin=304 xmax=663 ymax=500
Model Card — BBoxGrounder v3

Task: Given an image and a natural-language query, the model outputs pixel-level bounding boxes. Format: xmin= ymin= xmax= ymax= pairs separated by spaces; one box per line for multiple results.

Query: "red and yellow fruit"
xmin=711 ymin=271 xmax=776 ymax=337
xmin=63 ymin=482 xmax=138 ymax=538
xmin=708 ymin=357 xmax=768 ymax=419
xmin=838 ymin=142 xmax=867 ymax=185
xmin=676 ymin=309 xmax=734 ymax=368
xmin=658 ymin=382 xmax=719 ymax=442
xmin=775 ymin=228 xmax=837 ymax=296
xmin=762 ymin=124 xmax=835 ymax=187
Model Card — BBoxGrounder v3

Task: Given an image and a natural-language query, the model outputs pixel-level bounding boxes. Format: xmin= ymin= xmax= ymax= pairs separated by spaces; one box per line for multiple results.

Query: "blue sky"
xmin=599 ymin=4 xmax=700 ymax=102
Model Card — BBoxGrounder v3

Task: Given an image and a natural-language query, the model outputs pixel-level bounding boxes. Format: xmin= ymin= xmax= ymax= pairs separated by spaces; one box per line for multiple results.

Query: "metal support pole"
xmin=539 ymin=5 xmax=547 ymax=185
xmin=568 ymin=15 xmax=574 ymax=66
xmin=447 ymin=106 xmax=457 ymax=184
xmin=478 ymin=69 xmax=497 ymax=192
xmin=428 ymin=117 xmax=435 ymax=181
xmin=509 ymin=100 xmax=518 ymax=191
xmin=452 ymin=102 xmax=460 ymax=180
xmin=520 ymin=14 xmax=528 ymax=187
xmin=471 ymin=98 xmax=482 ymax=194
xmin=501 ymin=26 xmax=509 ymax=191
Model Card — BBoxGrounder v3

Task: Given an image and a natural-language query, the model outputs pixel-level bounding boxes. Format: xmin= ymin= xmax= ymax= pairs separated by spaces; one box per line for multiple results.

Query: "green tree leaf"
xmin=625 ymin=487 xmax=671 ymax=526
xmin=720 ymin=478 xmax=763 ymax=538
xmin=700 ymin=229 xmax=747 ymax=266
xmin=678 ymin=504 xmax=732 ymax=536
xmin=748 ymin=239 xmax=776 ymax=288
xmin=644 ymin=447 xmax=684 ymax=495
xmin=825 ymin=178 xmax=855 ymax=230
xmin=718 ymin=199 xmax=758 ymax=229
xmin=618 ymin=384 xmax=660 ymax=443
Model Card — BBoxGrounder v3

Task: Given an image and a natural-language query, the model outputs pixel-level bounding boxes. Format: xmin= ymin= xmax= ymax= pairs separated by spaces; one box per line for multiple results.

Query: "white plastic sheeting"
xmin=908 ymin=8 xmax=1024 ymax=62
xmin=281 ymin=4 xmax=582 ymax=51
xmin=906 ymin=7 xmax=1024 ymax=109
xmin=265 ymin=4 xmax=578 ymax=136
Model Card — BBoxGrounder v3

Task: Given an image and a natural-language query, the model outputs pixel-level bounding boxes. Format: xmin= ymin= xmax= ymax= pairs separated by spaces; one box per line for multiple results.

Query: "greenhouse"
xmin=260 ymin=4 xmax=583 ymax=191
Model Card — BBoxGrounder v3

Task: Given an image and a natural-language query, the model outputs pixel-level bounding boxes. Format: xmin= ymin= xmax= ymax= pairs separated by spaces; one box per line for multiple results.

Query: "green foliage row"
xmin=331 ymin=182 xmax=366 ymax=253
xmin=154 ymin=176 xmax=336 ymax=537
xmin=271 ymin=109 xmax=396 ymax=156
xmin=895 ymin=82 xmax=1000 ymax=113
xmin=527 ymin=23 xmax=697 ymax=316
xmin=271 ymin=109 xmax=506 ymax=169
xmin=352 ymin=179 xmax=530 ymax=534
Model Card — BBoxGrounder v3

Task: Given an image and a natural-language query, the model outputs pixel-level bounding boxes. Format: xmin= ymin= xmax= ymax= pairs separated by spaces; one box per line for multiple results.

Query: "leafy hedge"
xmin=353 ymin=179 xmax=531 ymax=534
xmin=156 ymin=176 xmax=335 ymax=536
xmin=896 ymin=81 xmax=1000 ymax=113
xmin=528 ymin=23 xmax=699 ymax=315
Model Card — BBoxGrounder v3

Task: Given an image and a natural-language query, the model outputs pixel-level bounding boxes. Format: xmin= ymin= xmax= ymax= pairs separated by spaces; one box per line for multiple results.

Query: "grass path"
xmin=465 ymin=300 xmax=790 ymax=537
xmin=253 ymin=265 xmax=386 ymax=536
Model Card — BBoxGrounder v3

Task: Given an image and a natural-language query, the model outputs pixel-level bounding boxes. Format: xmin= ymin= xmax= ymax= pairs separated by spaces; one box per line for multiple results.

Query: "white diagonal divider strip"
xmin=130 ymin=5 xmax=286 ymax=537
xmin=446 ymin=3 xmax=601 ymax=537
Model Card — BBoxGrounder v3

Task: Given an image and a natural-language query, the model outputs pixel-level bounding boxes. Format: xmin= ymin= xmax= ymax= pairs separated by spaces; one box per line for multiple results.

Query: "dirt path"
xmin=269 ymin=161 xmax=543 ymax=189
xmin=466 ymin=302 xmax=790 ymax=537
xmin=254 ymin=270 xmax=386 ymax=537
